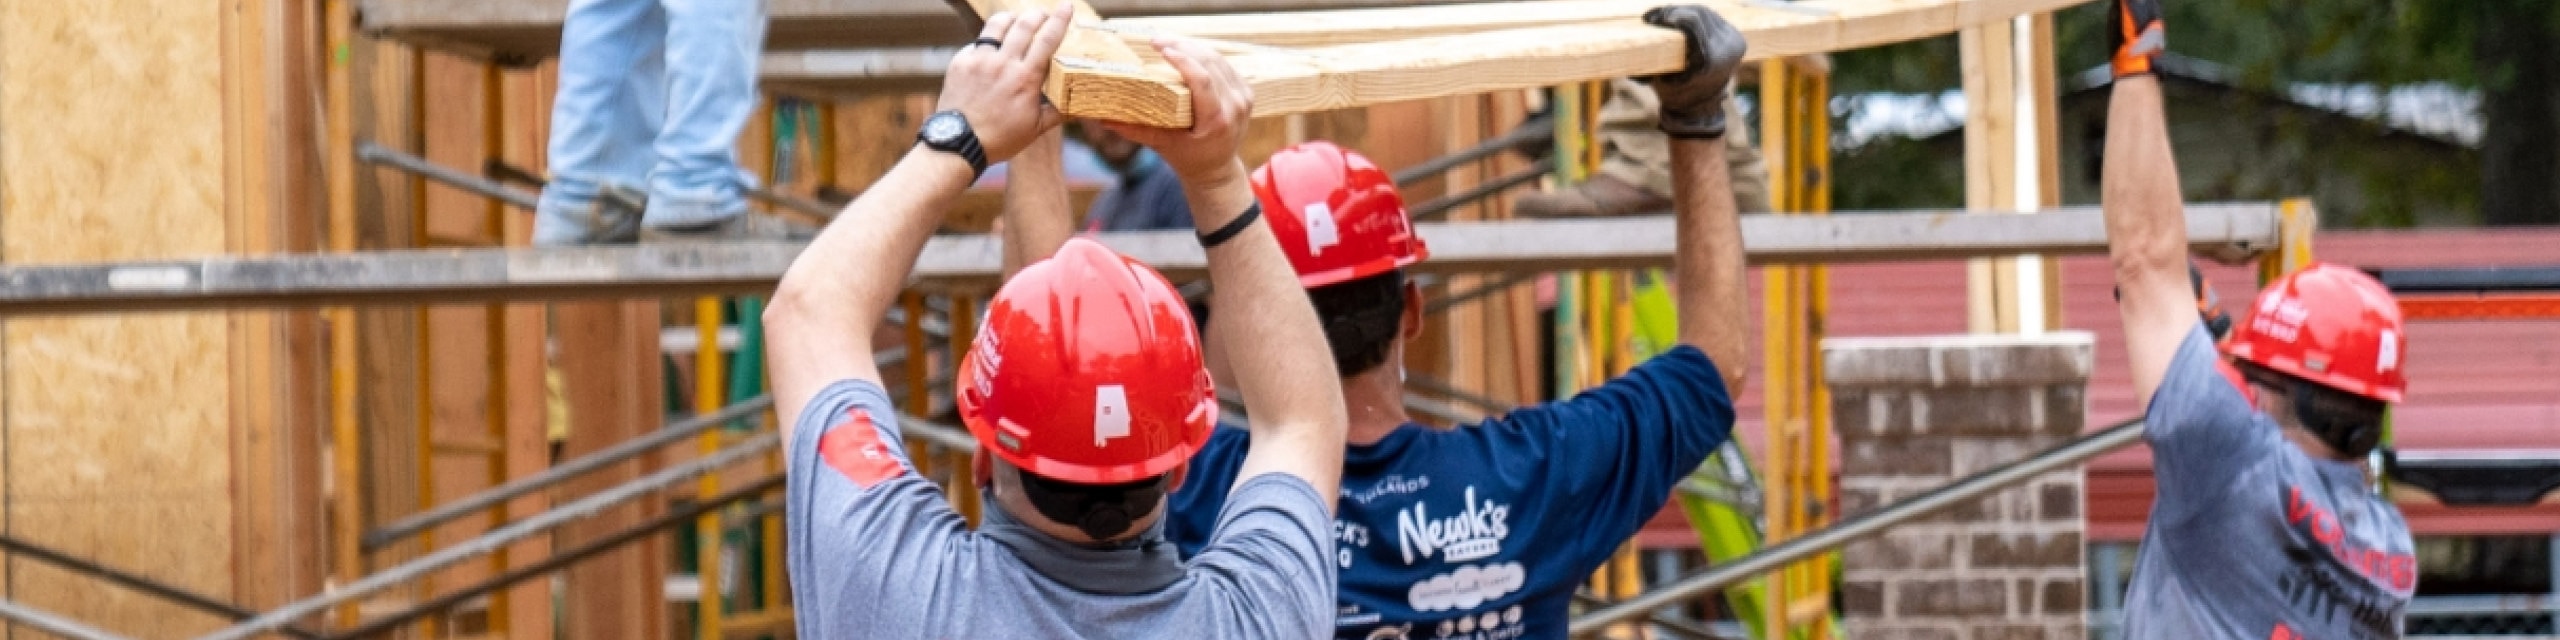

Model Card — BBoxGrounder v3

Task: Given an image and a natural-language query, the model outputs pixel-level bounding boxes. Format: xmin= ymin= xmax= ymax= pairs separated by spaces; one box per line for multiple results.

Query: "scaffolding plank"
xmin=0 ymin=204 xmax=2276 ymax=315
xmin=355 ymin=0 xmax=1479 ymax=60
xmin=762 ymin=48 xmax=957 ymax=97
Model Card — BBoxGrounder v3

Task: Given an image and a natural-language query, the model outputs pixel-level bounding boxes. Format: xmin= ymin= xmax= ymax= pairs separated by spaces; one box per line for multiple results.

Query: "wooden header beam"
xmin=0 ymin=204 xmax=2276 ymax=315
xmin=955 ymin=0 xmax=2100 ymax=126
xmin=355 ymin=0 xmax=1482 ymax=61
xmin=369 ymin=0 xmax=2099 ymax=114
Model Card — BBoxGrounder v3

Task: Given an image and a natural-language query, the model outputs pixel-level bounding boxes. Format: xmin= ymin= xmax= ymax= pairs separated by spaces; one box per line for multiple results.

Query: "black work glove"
xmin=1638 ymin=5 xmax=1746 ymax=140
xmin=2110 ymin=0 xmax=2163 ymax=77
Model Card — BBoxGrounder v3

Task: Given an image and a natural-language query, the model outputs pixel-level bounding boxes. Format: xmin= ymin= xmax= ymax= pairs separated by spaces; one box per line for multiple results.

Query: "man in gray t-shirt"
xmin=2126 ymin=328 xmax=2415 ymax=639
xmin=781 ymin=380 xmax=1336 ymax=638
xmin=2099 ymin=1 xmax=2417 ymax=637
xmin=763 ymin=9 xmax=1351 ymax=638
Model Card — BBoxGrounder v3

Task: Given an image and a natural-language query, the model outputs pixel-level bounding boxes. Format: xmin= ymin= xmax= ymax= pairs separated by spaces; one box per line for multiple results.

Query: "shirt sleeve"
xmin=1483 ymin=345 xmax=1736 ymax=566
xmin=2141 ymin=325 xmax=2282 ymax=515
xmin=1184 ymin=473 xmax=1339 ymax=640
xmin=784 ymin=379 xmax=970 ymax=637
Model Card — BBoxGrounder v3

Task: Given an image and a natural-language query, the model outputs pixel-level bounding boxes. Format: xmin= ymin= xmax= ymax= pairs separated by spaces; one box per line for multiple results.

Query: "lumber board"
xmin=0 ymin=205 xmax=2281 ymax=315
xmin=554 ymin=300 xmax=668 ymax=640
xmin=355 ymin=0 xmax=1481 ymax=60
xmin=229 ymin=0 xmax=330 ymax=619
xmin=758 ymin=0 xmax=2104 ymax=101
xmin=957 ymin=0 xmax=2099 ymax=127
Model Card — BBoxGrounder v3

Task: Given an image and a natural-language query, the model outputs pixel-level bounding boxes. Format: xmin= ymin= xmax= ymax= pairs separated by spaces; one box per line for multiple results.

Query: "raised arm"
xmin=2098 ymin=0 xmax=2194 ymax=407
xmin=1000 ymin=129 xmax=1076 ymax=278
xmin=766 ymin=7 xmax=1071 ymax=436
xmin=1102 ymin=39 xmax=1349 ymax=506
xmin=1644 ymin=5 xmax=1752 ymax=391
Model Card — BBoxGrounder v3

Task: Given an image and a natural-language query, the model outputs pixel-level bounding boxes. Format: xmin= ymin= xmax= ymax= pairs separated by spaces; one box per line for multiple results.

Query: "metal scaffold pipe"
xmin=0 ymin=598 xmax=135 ymax=640
xmin=1568 ymin=418 xmax=2149 ymax=636
xmin=199 ymin=431 xmax=781 ymax=640
xmin=362 ymin=395 xmax=776 ymax=551
xmin=332 ymin=475 xmax=789 ymax=640
xmin=1410 ymin=158 xmax=1555 ymax=222
xmin=353 ymin=141 xmax=539 ymax=211
xmin=0 ymin=535 xmax=321 ymax=639
xmin=1391 ymin=118 xmax=1558 ymax=187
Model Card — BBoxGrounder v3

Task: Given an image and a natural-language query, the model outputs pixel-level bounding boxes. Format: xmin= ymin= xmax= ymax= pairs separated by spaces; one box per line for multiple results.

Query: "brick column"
xmin=1826 ymin=332 xmax=2094 ymax=640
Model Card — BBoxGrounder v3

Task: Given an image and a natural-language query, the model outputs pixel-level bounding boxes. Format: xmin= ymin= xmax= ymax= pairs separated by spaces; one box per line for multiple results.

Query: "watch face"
xmin=924 ymin=114 xmax=964 ymax=144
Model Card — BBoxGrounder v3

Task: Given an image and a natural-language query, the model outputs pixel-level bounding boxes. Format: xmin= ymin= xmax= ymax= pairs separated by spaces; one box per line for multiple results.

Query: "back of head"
xmin=958 ymin=238 xmax=1215 ymax=538
xmin=1252 ymin=141 xmax=1428 ymax=377
xmin=2226 ymin=263 xmax=2406 ymax=456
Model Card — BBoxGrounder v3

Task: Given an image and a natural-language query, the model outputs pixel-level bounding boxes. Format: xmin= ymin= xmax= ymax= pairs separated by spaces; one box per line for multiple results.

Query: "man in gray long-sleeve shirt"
xmin=763 ymin=6 xmax=1350 ymax=638
xmin=2100 ymin=0 xmax=2415 ymax=637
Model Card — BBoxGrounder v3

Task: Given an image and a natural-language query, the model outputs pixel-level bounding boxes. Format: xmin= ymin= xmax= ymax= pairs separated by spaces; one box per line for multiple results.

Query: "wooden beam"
xmin=234 ymin=0 xmax=330 ymax=626
xmin=1960 ymin=13 xmax=2062 ymax=334
xmin=0 ymin=205 xmax=2281 ymax=314
xmin=945 ymin=0 xmax=2101 ymax=127
xmin=356 ymin=0 xmax=1487 ymax=59
xmin=553 ymin=300 xmax=667 ymax=640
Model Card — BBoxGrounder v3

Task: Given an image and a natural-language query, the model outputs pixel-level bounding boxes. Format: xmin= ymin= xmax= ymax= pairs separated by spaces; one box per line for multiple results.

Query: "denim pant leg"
xmin=643 ymin=0 xmax=768 ymax=229
xmin=537 ymin=0 xmax=668 ymax=246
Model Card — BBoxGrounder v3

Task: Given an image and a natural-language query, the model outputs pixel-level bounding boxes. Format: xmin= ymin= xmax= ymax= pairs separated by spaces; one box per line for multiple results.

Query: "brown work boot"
xmin=1510 ymin=174 xmax=1673 ymax=218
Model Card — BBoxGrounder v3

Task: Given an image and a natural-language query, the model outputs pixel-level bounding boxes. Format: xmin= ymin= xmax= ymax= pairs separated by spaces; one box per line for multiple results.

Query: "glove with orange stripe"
xmin=2111 ymin=0 xmax=2164 ymax=78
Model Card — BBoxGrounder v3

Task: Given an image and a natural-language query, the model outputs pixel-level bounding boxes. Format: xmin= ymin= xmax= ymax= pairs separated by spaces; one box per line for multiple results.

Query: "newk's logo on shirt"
xmin=1395 ymin=486 xmax=1512 ymax=565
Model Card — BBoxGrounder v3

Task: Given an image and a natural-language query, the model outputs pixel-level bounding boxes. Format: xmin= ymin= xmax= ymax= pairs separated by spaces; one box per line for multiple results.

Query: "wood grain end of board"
xmin=1056 ymin=59 xmax=1194 ymax=128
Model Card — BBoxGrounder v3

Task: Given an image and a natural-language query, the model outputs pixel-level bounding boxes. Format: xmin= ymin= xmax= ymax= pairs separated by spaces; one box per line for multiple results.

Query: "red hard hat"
xmin=2226 ymin=263 xmax=2407 ymax=403
xmin=1252 ymin=141 xmax=1430 ymax=288
xmin=955 ymin=238 xmax=1218 ymax=484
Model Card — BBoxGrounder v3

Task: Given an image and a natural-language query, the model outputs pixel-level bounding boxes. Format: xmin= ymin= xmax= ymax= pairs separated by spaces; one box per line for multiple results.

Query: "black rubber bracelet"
xmin=1198 ymin=203 xmax=1262 ymax=249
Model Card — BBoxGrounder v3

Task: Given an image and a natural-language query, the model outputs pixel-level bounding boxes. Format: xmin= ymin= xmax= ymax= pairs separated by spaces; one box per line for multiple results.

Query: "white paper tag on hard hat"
xmin=1095 ymin=385 xmax=1131 ymax=447
xmin=1302 ymin=202 xmax=1340 ymax=256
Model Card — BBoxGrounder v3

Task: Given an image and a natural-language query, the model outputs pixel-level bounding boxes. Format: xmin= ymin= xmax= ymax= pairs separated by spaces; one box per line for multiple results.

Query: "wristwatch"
xmin=917 ymin=109 xmax=989 ymax=180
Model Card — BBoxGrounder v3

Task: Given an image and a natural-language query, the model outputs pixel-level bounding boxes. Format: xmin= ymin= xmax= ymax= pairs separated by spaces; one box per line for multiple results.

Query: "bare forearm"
xmin=768 ymin=147 xmax=975 ymax=435
xmin=1193 ymin=165 xmax=1346 ymax=491
xmin=1670 ymin=138 xmax=1749 ymax=390
xmin=2101 ymin=76 xmax=2196 ymax=404
xmin=1002 ymin=130 xmax=1075 ymax=279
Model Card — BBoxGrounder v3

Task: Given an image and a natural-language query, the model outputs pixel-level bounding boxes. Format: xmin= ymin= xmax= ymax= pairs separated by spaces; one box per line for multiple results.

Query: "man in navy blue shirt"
xmin=1077 ymin=121 xmax=1197 ymax=231
xmin=1004 ymin=7 xmax=1748 ymax=638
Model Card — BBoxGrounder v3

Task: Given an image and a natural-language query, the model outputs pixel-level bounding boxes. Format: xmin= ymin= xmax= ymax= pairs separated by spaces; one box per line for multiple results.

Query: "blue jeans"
xmin=536 ymin=0 xmax=767 ymax=246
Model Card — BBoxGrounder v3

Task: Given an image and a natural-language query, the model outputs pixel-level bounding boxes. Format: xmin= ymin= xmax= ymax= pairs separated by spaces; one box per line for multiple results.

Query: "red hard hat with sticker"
xmin=955 ymin=238 xmax=1218 ymax=484
xmin=2226 ymin=263 xmax=2407 ymax=403
xmin=1252 ymin=141 xmax=1430 ymax=288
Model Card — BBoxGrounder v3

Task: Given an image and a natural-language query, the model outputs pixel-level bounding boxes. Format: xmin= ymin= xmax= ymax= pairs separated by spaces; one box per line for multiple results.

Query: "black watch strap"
xmin=918 ymin=110 xmax=990 ymax=179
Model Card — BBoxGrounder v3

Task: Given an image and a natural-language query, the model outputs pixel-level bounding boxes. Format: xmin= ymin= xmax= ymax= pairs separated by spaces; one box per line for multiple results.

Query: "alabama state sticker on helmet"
xmin=1094 ymin=385 xmax=1130 ymax=448
xmin=1301 ymin=202 xmax=1340 ymax=256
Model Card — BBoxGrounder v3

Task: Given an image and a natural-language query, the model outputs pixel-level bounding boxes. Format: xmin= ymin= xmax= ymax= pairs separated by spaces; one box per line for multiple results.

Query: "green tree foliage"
xmin=1825 ymin=0 xmax=2555 ymax=226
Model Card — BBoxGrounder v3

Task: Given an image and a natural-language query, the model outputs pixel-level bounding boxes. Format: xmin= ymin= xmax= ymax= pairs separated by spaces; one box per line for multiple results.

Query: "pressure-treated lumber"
xmin=0 ymin=204 xmax=2279 ymax=315
xmin=970 ymin=0 xmax=2099 ymax=127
